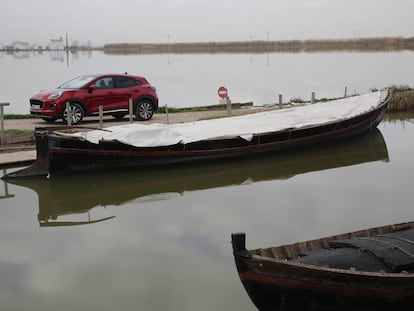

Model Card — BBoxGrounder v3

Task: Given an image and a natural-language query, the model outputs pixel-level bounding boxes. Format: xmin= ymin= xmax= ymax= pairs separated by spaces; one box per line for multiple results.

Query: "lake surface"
xmin=1 ymin=51 xmax=414 ymax=310
xmin=1 ymin=50 xmax=414 ymax=114
xmin=1 ymin=116 xmax=414 ymax=310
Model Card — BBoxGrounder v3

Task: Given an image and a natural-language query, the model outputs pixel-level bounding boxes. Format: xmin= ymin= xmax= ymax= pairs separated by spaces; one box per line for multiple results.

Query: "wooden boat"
xmin=4 ymin=129 xmax=388 ymax=226
xmin=231 ymin=222 xmax=414 ymax=311
xmin=2 ymin=90 xmax=390 ymax=179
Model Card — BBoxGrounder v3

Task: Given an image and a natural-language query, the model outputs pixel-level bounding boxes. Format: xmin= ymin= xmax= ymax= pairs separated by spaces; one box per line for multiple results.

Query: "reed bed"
xmin=388 ymin=87 xmax=414 ymax=112
xmin=104 ymin=37 xmax=414 ymax=55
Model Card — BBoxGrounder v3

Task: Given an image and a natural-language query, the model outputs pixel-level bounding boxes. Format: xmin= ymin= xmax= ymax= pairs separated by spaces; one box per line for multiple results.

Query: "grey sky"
xmin=1 ymin=0 xmax=413 ymax=46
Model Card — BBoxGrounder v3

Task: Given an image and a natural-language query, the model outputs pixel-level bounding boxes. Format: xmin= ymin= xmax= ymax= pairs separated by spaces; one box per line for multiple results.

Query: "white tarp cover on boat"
xmin=60 ymin=91 xmax=386 ymax=147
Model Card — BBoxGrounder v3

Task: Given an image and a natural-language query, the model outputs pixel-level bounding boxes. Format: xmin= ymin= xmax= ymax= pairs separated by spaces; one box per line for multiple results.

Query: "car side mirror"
xmin=88 ymin=85 xmax=97 ymax=93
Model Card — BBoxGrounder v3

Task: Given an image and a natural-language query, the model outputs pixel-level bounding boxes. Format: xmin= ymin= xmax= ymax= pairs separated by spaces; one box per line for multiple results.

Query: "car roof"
xmin=87 ymin=73 xmax=146 ymax=79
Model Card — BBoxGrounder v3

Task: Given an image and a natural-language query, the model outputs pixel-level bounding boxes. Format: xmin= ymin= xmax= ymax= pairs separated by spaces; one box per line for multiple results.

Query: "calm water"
xmin=1 ymin=51 xmax=414 ymax=310
xmin=1 ymin=50 xmax=414 ymax=114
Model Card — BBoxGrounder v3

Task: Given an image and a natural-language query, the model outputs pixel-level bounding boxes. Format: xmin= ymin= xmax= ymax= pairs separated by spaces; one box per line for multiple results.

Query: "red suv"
xmin=30 ymin=73 xmax=159 ymax=124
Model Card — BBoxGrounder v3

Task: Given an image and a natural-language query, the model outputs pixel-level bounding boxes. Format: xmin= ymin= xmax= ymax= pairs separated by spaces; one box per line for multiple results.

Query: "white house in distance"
xmin=49 ymin=37 xmax=64 ymax=50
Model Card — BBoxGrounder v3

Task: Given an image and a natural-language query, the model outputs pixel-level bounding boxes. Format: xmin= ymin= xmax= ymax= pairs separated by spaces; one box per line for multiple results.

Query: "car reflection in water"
xmin=5 ymin=129 xmax=388 ymax=227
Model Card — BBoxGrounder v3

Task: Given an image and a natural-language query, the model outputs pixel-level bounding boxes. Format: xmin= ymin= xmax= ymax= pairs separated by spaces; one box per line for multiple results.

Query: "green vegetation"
xmin=289 ymin=97 xmax=307 ymax=104
xmin=288 ymin=96 xmax=344 ymax=104
xmin=4 ymin=129 xmax=33 ymax=137
xmin=156 ymin=103 xmax=252 ymax=114
xmin=4 ymin=114 xmax=35 ymax=120
xmin=156 ymin=107 xmax=182 ymax=114
xmin=317 ymin=96 xmax=344 ymax=102
xmin=197 ymin=115 xmax=227 ymax=121
xmin=370 ymin=84 xmax=413 ymax=93
xmin=189 ymin=107 xmax=209 ymax=112
xmin=156 ymin=106 xmax=209 ymax=114
xmin=388 ymin=84 xmax=413 ymax=93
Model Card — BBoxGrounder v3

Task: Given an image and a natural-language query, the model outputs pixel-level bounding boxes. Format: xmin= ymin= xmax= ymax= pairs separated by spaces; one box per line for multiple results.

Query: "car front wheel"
xmin=135 ymin=100 xmax=154 ymax=121
xmin=63 ymin=103 xmax=84 ymax=125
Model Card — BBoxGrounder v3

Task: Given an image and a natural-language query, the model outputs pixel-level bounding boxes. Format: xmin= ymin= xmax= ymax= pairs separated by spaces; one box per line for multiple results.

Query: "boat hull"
xmin=237 ymin=258 xmax=414 ymax=310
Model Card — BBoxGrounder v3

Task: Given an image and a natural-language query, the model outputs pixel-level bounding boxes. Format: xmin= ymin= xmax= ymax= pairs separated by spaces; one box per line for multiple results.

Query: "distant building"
xmin=49 ymin=37 xmax=64 ymax=50
xmin=10 ymin=41 xmax=30 ymax=50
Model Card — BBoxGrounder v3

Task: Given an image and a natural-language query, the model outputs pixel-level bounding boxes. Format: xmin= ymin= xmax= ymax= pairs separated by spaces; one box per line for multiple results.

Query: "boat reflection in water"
xmin=6 ymin=129 xmax=388 ymax=227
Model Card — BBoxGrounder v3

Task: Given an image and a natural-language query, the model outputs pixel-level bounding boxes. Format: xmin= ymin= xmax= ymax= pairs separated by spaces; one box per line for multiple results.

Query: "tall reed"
xmin=388 ymin=86 xmax=414 ymax=112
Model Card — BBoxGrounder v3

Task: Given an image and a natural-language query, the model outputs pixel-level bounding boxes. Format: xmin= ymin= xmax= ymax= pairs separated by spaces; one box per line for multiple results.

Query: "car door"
xmin=112 ymin=76 xmax=141 ymax=110
xmin=84 ymin=76 xmax=125 ymax=114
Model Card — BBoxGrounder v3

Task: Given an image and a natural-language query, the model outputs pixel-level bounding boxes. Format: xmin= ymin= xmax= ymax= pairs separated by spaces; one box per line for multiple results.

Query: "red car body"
xmin=30 ymin=73 xmax=159 ymax=124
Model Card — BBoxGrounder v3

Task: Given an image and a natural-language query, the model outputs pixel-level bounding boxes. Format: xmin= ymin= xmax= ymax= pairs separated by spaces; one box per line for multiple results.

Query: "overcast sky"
xmin=1 ymin=0 xmax=414 ymax=47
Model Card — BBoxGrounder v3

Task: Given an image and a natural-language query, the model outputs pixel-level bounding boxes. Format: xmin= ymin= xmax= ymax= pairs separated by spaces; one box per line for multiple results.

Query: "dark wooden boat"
xmin=231 ymin=222 xmax=414 ymax=311
xmin=4 ymin=129 xmax=388 ymax=226
xmin=2 ymin=90 xmax=390 ymax=179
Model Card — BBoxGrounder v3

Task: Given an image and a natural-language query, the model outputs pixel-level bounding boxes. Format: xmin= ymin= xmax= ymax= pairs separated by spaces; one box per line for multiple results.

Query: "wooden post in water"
xmin=99 ymin=106 xmax=103 ymax=129
xmin=0 ymin=102 xmax=10 ymax=145
xmin=66 ymin=102 xmax=72 ymax=126
xmin=311 ymin=92 xmax=316 ymax=104
xmin=1 ymin=168 xmax=12 ymax=198
xmin=278 ymin=94 xmax=283 ymax=109
xmin=129 ymin=98 xmax=133 ymax=123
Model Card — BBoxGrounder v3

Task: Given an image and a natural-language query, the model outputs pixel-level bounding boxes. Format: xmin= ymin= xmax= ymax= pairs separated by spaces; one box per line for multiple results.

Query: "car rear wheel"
xmin=135 ymin=100 xmax=154 ymax=121
xmin=63 ymin=103 xmax=84 ymax=125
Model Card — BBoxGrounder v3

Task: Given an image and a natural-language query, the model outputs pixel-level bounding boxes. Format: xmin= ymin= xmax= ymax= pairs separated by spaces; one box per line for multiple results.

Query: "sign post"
xmin=218 ymin=86 xmax=231 ymax=117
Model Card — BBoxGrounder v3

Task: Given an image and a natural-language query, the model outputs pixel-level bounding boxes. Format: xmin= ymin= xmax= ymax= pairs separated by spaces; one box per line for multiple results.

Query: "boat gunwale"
xmin=247 ymin=255 xmax=414 ymax=279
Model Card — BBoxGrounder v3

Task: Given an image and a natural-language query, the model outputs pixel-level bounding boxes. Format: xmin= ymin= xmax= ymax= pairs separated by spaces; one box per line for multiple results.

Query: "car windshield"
xmin=58 ymin=75 xmax=98 ymax=89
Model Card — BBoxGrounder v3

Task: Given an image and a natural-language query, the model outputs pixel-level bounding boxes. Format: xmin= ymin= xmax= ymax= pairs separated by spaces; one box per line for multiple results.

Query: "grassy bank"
xmin=4 ymin=129 xmax=33 ymax=137
xmin=157 ymin=102 xmax=253 ymax=113
xmin=104 ymin=37 xmax=414 ymax=55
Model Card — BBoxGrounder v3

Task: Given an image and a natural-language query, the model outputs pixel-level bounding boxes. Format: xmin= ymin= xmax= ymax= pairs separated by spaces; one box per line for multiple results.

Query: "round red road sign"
xmin=218 ymin=86 xmax=228 ymax=98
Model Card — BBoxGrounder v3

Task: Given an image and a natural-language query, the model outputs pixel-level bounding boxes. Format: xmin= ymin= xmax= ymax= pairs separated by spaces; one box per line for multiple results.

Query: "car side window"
xmin=114 ymin=77 xmax=140 ymax=88
xmin=95 ymin=77 xmax=114 ymax=89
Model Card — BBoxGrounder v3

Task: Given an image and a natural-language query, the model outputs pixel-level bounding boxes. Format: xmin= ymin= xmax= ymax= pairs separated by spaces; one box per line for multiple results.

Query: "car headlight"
xmin=47 ymin=91 xmax=64 ymax=100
